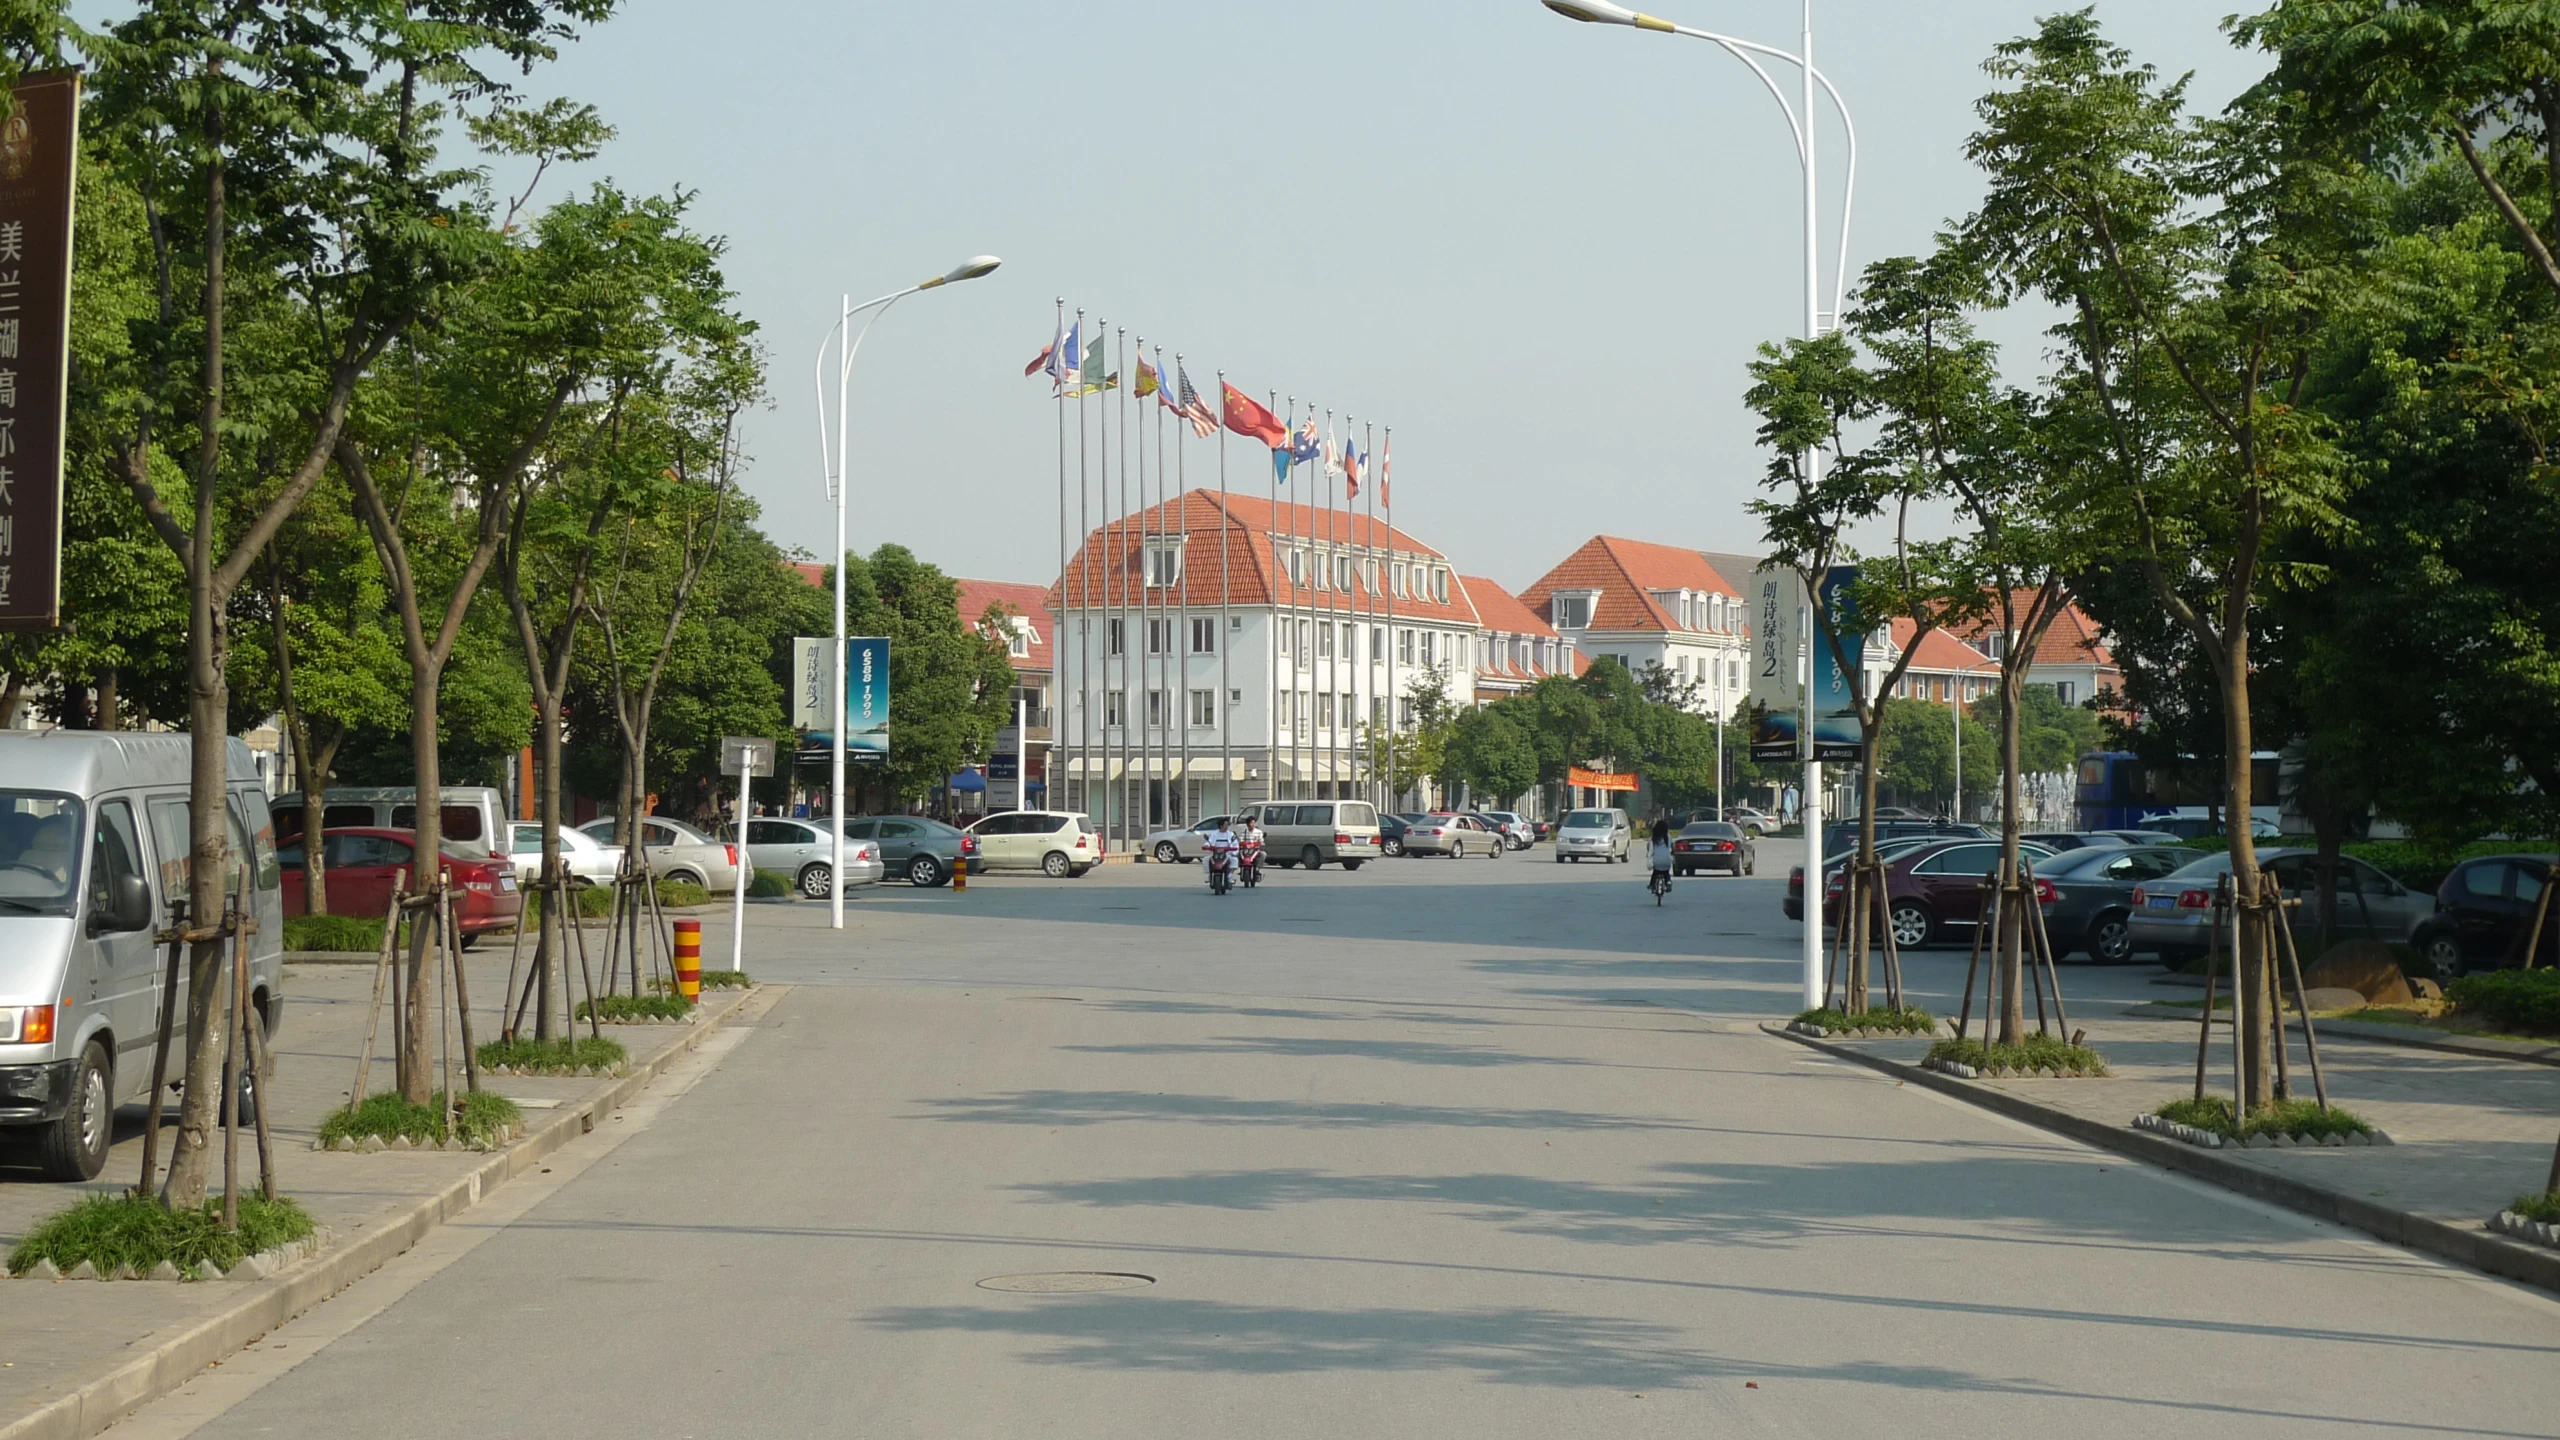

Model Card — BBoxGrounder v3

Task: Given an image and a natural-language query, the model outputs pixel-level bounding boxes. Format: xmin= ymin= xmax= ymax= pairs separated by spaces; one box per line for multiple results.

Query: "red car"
xmin=279 ymin=827 xmax=523 ymax=941
xmin=1819 ymin=838 xmax=2057 ymax=949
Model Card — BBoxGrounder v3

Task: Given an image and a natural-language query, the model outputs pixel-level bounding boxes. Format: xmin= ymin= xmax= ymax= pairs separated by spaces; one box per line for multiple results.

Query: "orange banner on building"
xmin=1568 ymin=766 xmax=1638 ymax=792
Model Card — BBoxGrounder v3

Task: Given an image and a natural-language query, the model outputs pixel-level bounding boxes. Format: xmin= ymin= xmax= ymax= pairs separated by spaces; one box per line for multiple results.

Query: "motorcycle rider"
xmin=1202 ymin=817 xmax=1240 ymax=891
xmin=1237 ymin=814 xmax=1265 ymax=886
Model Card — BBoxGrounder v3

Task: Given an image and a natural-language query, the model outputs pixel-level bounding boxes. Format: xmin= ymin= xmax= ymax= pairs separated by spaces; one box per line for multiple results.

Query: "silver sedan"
xmin=744 ymin=817 xmax=885 ymax=899
xmin=1144 ymin=816 xmax=1236 ymax=864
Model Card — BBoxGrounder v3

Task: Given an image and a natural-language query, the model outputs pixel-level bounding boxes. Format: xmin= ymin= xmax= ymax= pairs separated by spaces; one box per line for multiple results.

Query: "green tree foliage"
xmin=831 ymin=544 xmax=1016 ymax=811
xmin=1876 ymin=697 xmax=1997 ymax=812
xmin=1445 ymin=700 xmax=1537 ymax=806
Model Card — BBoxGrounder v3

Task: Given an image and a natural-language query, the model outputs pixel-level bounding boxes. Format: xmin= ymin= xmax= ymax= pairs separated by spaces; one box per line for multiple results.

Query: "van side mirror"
xmin=93 ymin=873 xmax=153 ymax=934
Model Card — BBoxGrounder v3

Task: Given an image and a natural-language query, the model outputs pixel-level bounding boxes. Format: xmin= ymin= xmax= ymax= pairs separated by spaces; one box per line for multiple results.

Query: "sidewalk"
xmin=0 ymin=951 xmax=765 ymax=1440
xmin=1769 ymin=1001 xmax=2560 ymax=1291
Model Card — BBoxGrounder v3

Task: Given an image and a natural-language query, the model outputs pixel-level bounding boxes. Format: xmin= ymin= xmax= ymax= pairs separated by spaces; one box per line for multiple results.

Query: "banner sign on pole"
xmin=0 ymin=71 xmax=80 ymax=632
xmin=1811 ymin=565 xmax=1863 ymax=763
xmin=1747 ymin=567 xmax=1805 ymax=762
xmin=1566 ymin=765 xmax=1638 ymax=793
xmin=790 ymin=637 xmax=832 ymax=730
xmin=847 ymin=636 xmax=890 ymax=765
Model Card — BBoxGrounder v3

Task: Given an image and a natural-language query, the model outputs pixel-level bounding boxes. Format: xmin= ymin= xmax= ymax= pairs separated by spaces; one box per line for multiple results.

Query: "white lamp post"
xmin=813 ymin=255 xmax=1001 ymax=929
xmin=1542 ymin=0 xmax=1855 ymax=1011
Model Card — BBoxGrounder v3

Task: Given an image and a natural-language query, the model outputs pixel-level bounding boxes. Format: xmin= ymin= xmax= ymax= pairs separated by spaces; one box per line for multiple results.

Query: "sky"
xmin=509 ymin=0 xmax=2271 ymax=596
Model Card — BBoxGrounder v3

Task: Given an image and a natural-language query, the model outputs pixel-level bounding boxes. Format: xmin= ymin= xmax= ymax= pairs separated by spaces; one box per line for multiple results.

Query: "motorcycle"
xmin=1206 ymin=845 xmax=1235 ymax=896
xmin=1239 ymin=835 xmax=1264 ymax=889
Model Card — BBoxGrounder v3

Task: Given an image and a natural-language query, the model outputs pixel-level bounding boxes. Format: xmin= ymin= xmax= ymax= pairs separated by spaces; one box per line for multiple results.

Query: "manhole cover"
xmin=977 ymin=1271 xmax=1156 ymax=1294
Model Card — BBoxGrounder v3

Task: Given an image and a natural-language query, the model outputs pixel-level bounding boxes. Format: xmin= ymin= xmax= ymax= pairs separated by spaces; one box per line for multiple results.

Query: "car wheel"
xmin=1487 ymin=841 xmax=1502 ymax=860
xmin=1154 ymin=841 xmax=1182 ymax=864
xmin=2423 ymin=932 xmax=2465 ymax=979
xmin=1302 ymin=845 xmax=1324 ymax=871
xmin=907 ymin=855 xmax=945 ymax=887
xmin=1341 ymin=860 xmax=1364 ymax=872
xmin=797 ymin=863 xmax=833 ymax=900
xmin=1041 ymin=851 xmax=1073 ymax=878
xmin=1383 ymin=837 xmax=1404 ymax=857
xmin=1450 ymin=839 xmax=1465 ymax=860
xmin=1554 ymin=855 xmax=1564 ymax=864
xmin=1889 ymin=900 xmax=1934 ymax=950
xmin=666 ymin=868 xmax=706 ymax=888
xmin=2089 ymin=912 xmax=2133 ymax=965
xmin=35 ymin=1040 xmax=112 ymax=1181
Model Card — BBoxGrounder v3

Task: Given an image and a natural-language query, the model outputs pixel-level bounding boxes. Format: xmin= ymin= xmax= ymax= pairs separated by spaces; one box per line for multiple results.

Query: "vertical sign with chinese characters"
xmin=0 ymin=71 xmax=76 ymax=632
xmin=847 ymin=636 xmax=890 ymax=764
xmin=1747 ymin=567 xmax=1806 ymax=762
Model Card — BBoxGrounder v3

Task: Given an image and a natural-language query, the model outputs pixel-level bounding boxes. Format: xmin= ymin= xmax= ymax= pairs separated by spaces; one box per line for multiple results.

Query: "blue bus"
xmin=2076 ymin=750 xmax=2281 ymax=834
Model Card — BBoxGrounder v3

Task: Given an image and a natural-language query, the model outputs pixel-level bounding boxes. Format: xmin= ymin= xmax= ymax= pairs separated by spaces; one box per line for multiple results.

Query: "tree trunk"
xmin=268 ymin=549 xmax=335 ymax=916
xmin=1849 ymin=745 xmax=1882 ymax=1013
xmin=401 ymin=690 xmax=443 ymax=1104
xmin=2221 ymin=654 xmax=2272 ymax=1110
xmin=96 ymin=668 xmax=119 ymax=731
xmin=1997 ymin=662 xmax=2027 ymax=1045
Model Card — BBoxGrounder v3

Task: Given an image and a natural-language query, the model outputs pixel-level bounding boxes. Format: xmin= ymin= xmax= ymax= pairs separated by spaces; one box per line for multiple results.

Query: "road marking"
xmin=102 ymin=1012 xmax=767 ymax=1439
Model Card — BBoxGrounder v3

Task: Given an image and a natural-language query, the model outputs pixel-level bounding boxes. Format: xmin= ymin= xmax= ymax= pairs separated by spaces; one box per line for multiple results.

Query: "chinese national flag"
xmin=1220 ymin=383 xmax=1287 ymax=448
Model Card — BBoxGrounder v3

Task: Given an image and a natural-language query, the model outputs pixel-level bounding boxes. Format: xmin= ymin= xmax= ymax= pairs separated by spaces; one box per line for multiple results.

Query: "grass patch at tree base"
xmin=7 ymin=1193 xmax=314 ymax=1278
xmin=697 ymin=970 xmax=751 ymax=990
xmin=319 ymin=1089 xmax=522 ymax=1149
xmin=2508 ymin=1192 xmax=2560 ymax=1224
xmin=1925 ymin=1033 xmax=2109 ymax=1076
xmin=1793 ymin=1005 xmax=1936 ymax=1035
xmin=576 ymin=993 xmax=692 ymax=1022
xmin=746 ymin=871 xmax=791 ymax=899
xmin=475 ymin=1036 xmax=627 ymax=1074
xmin=2153 ymin=1094 xmax=2374 ymax=1140
xmin=284 ymin=914 xmax=388 ymax=953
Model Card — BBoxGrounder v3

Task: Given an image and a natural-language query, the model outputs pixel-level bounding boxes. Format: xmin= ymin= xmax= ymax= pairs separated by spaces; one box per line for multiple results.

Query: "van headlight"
xmin=0 ymin=1005 xmax=56 ymax=1045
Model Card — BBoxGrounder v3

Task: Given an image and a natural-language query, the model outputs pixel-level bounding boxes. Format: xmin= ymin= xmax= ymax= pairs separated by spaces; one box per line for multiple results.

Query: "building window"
xmin=1334 ymin=554 xmax=1354 ymax=590
xmin=1229 ymin=687 xmax=1243 ymax=703
xmin=1371 ymin=625 xmax=1385 ymax=662
xmin=1107 ymin=618 xmax=1125 ymax=656
xmin=1296 ymin=619 xmax=1312 ymax=668
xmin=1147 ymin=617 xmax=1173 ymax=654
xmin=1290 ymin=548 xmax=1308 ymax=584
xmin=1007 ymin=628 xmax=1030 ymax=659
xmin=1371 ymin=696 xmax=1386 ymax=727
xmin=1191 ymin=617 xmax=1217 ymax=653
xmin=1230 ymin=614 xmax=1243 ymax=631
xmin=1188 ymin=689 xmax=1216 ymax=727
xmin=1146 ymin=542 xmax=1182 ymax=587
xmin=1104 ymin=691 xmax=1126 ymax=727
xmin=1299 ymin=689 xmax=1314 ymax=733
xmin=1339 ymin=691 xmax=1354 ymax=728
xmin=1146 ymin=689 xmax=1167 ymax=727
xmin=1551 ymin=593 xmax=1591 ymax=629
xmin=1396 ymin=697 xmax=1412 ymax=728
xmin=1392 ymin=562 xmax=1409 ymax=597
xmin=1277 ymin=691 xmax=1295 ymax=728
xmin=1317 ymin=693 xmax=1335 ymax=729
xmin=2055 ymin=681 xmax=2076 ymax=705
xmin=1421 ymin=631 xmax=1437 ymax=667
xmin=1398 ymin=628 xmax=1415 ymax=663
xmin=1433 ymin=569 xmax=1449 ymax=603
xmin=1318 ymin=622 xmax=1335 ymax=659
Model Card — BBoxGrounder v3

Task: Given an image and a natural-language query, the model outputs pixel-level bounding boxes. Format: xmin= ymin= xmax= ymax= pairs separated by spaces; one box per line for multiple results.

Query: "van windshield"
xmin=1563 ymin=811 xmax=1614 ymax=829
xmin=0 ymin=791 xmax=83 ymax=915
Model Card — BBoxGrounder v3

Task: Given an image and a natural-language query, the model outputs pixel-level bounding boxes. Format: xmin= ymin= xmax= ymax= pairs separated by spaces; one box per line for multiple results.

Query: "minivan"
xmin=1245 ymin=800 xmax=1383 ymax=870
xmin=1554 ymin=808 xmax=1634 ymax=863
xmin=0 ymin=733 xmax=284 ymax=1180
xmin=272 ymin=785 xmax=507 ymax=859
xmin=965 ymin=810 xmax=1099 ymax=877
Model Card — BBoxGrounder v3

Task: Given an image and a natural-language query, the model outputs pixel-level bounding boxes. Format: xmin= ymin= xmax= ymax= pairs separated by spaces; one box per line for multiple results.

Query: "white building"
xmin=1520 ymin=535 xmax=1751 ymax=718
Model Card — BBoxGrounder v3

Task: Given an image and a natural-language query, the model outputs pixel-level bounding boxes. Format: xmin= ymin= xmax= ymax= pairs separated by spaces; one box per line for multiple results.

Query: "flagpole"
xmin=1363 ymin=419 xmax=1378 ymax=809
xmin=1323 ymin=406 xmax=1339 ymax=803
xmin=1160 ymin=345 xmax=1181 ymax=833
xmin=1217 ymin=369 xmax=1233 ymax=824
xmin=1270 ymin=391 xmax=1284 ymax=810
xmin=1077 ymin=313 xmax=1093 ymax=835
xmin=1111 ymin=325 xmax=1128 ymax=857
xmin=1053 ymin=298 xmax=1068 ymax=827
xmin=1382 ymin=426 xmax=1396 ymax=811
xmin=1137 ymin=337 xmax=1154 ymax=843
xmin=1286 ymin=393 xmax=1304 ymax=810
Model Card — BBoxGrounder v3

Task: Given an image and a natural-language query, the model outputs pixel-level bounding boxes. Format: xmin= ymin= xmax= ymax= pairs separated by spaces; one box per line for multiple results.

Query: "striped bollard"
xmin=672 ymin=918 xmax=702 ymax=1004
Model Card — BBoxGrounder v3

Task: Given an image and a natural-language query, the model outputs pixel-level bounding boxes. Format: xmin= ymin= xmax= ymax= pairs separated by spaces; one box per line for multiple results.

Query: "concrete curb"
xmin=2118 ymin=1002 xmax=2560 ymax=1068
xmin=1760 ymin=1021 xmax=2560 ymax=1297
xmin=1 ymin=984 xmax=776 ymax=1440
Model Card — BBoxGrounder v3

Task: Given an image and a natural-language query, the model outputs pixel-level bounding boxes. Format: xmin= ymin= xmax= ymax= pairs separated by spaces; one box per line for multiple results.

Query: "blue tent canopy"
xmin=949 ymin=768 xmax=987 ymax=792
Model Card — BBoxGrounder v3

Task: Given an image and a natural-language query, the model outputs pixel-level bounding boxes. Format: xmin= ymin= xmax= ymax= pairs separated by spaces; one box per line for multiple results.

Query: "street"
xmin=101 ymin=857 xmax=2560 ymax=1439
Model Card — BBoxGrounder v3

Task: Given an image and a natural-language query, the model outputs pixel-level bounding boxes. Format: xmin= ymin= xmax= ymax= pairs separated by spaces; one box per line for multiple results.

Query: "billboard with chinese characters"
xmin=1747 ymin=567 xmax=1806 ymax=762
xmin=846 ymin=636 xmax=889 ymax=764
xmin=0 ymin=71 xmax=78 ymax=631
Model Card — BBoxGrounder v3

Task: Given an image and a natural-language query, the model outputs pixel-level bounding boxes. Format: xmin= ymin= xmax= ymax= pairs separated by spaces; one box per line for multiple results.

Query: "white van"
xmin=0 ymin=733 xmax=284 ymax=1180
xmin=271 ymin=785 xmax=507 ymax=858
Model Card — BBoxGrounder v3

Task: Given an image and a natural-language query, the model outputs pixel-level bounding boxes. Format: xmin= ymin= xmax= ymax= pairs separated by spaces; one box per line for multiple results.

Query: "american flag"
xmin=1172 ymin=364 xmax=1217 ymax=438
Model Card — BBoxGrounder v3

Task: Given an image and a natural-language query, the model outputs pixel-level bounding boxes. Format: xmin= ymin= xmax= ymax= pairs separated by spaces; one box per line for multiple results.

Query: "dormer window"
xmin=1145 ymin=541 xmax=1183 ymax=587
xmin=1550 ymin=592 xmax=1595 ymax=630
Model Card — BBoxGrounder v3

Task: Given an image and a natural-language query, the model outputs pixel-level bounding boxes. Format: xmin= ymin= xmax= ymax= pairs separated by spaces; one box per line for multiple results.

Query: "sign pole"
xmin=731 ymin=750 xmax=753 ymax=978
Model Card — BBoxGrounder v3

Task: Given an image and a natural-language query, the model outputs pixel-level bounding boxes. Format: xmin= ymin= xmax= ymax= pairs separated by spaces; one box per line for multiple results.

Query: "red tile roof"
xmin=1519 ymin=536 xmax=1741 ymax=634
xmin=1888 ymin=619 xmax=1996 ymax=673
xmin=1943 ymin=591 xmax=2118 ymax=671
xmin=1459 ymin=574 xmax=1576 ymax=685
xmin=955 ymin=578 xmax=1054 ymax=675
xmin=1047 ymin=487 xmax=1480 ymax=627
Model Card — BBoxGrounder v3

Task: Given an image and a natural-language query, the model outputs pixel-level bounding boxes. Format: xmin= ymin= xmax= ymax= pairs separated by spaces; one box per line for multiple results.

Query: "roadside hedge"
xmin=2444 ymin=969 xmax=2560 ymax=1036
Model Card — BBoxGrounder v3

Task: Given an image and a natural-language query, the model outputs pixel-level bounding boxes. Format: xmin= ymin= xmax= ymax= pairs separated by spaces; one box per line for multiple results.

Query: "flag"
xmin=1342 ymin=435 xmax=1365 ymax=500
xmin=1288 ymin=417 xmax=1322 ymax=467
xmin=1273 ymin=446 xmax=1290 ymax=482
xmin=1382 ymin=433 xmax=1392 ymax=507
xmin=1221 ymin=383 xmax=1287 ymax=447
xmin=1174 ymin=364 xmax=1217 ymax=438
xmin=1323 ymin=420 xmax=1343 ymax=480
xmin=1135 ymin=352 xmax=1162 ymax=399
xmin=1024 ymin=340 xmax=1054 ymax=377
xmin=1041 ymin=319 xmax=1080 ymax=390
xmin=1068 ymin=331 xmax=1117 ymax=397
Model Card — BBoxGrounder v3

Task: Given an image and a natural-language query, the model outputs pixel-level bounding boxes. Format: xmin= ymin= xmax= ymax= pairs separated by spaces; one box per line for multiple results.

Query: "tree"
xmin=1446 ymin=700 xmax=1537 ymax=807
xmin=1962 ymin=13 xmax=2351 ymax=1097
xmin=822 ymin=544 xmax=1014 ymax=813
xmin=1877 ymin=696 xmax=1996 ymax=813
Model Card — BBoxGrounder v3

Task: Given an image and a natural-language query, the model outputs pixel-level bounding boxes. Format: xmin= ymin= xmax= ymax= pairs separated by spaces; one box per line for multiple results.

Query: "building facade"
xmin=954 ymin=577 xmax=1053 ymax=813
xmin=1521 ymin=536 xmax=1751 ymax=719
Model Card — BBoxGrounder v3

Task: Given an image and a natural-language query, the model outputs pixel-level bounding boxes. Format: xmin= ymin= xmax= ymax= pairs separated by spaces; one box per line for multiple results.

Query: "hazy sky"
xmin=514 ymin=1 xmax=2269 ymax=594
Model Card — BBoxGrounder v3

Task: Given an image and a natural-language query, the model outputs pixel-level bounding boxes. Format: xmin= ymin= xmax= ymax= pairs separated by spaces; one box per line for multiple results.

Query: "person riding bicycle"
xmin=1647 ymin=814 xmax=1674 ymax=884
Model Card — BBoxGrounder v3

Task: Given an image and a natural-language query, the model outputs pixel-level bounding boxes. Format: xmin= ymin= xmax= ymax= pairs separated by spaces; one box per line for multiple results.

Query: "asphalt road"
xmin=115 ymin=852 xmax=2560 ymax=1439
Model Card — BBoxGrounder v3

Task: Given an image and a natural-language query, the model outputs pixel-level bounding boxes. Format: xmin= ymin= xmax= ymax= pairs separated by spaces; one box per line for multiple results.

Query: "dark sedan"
xmin=1378 ymin=813 xmax=1413 ymax=857
xmin=1784 ymin=834 xmax=1952 ymax=920
xmin=2412 ymin=854 xmax=2559 ymax=977
xmin=1818 ymin=838 xmax=2060 ymax=948
xmin=2031 ymin=844 xmax=2191 ymax=963
xmin=1672 ymin=821 xmax=1755 ymax=877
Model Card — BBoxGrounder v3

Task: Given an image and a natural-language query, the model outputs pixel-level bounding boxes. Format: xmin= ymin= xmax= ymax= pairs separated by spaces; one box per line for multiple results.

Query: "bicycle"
xmin=1648 ymin=869 xmax=1672 ymax=905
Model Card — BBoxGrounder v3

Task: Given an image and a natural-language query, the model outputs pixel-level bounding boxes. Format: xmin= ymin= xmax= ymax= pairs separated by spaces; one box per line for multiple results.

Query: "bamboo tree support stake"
xmin=2546 ymin=1130 xmax=2559 ymax=1198
xmin=446 ymin=884 xmax=481 ymax=1094
xmin=2018 ymin=885 xmax=2051 ymax=1036
xmin=220 ymin=880 xmax=245 ymax=1233
xmin=570 ymin=878 xmax=603 ymax=1041
xmin=1955 ymin=876 xmax=1995 ymax=1041
xmin=498 ymin=870 xmax=531 ymax=1044
xmin=350 ymin=875 xmax=405 ymax=1110
xmin=2024 ymin=860 xmax=2070 ymax=1040
xmin=2193 ymin=889 xmax=2224 ymax=1103
xmin=236 ymin=871 xmax=276 ymax=1202
xmin=2267 ymin=874 xmax=2332 ymax=1111
xmin=2263 ymin=901 xmax=2294 ymax=1103
xmin=134 ymin=916 xmax=185 ymax=1199
xmin=1874 ymin=863 xmax=1906 ymax=1013
xmin=2516 ymin=862 xmax=2555 ymax=970
xmin=435 ymin=872 xmax=454 ymax=1146
xmin=2227 ymin=874 xmax=2246 ymax=1115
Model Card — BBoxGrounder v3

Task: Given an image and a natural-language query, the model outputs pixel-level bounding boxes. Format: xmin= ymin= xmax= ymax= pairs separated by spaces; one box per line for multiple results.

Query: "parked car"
xmin=1672 ymin=821 xmax=1755 ymax=877
xmin=1784 ymin=834 xmax=1952 ymax=919
xmin=2127 ymin=848 xmax=2434 ymax=963
xmin=1474 ymin=810 xmax=1537 ymax=850
xmin=2142 ymin=813 xmax=2282 ymax=841
xmin=965 ymin=810 xmax=1099 ymax=877
xmin=1398 ymin=812 xmax=1503 ymax=859
xmin=1818 ymin=838 xmax=2062 ymax=947
xmin=2030 ymin=844 xmax=2192 ymax=963
xmin=1821 ymin=819 xmax=1987 ymax=858
xmin=2093 ymin=829 xmax=2186 ymax=846
xmin=1245 ymin=800 xmax=1385 ymax=869
xmin=744 ymin=817 xmax=884 ymax=899
xmin=272 ymin=785 xmax=508 ymax=859
xmin=1554 ymin=807 xmax=1634 ymax=863
xmin=2410 ymin=855 xmax=2559 ymax=977
xmin=576 ymin=815 xmax=742 ymax=891
xmin=1870 ymin=806 xmax=1927 ymax=821
xmin=1145 ymin=815 xmax=1237 ymax=864
xmin=500 ymin=822 xmax=621 ymax=888
xmin=2021 ymin=831 xmax=2131 ymax=852
xmin=842 ymin=814 xmax=970 ymax=887
xmin=1378 ymin=812 xmax=1413 ymax=857
xmin=1729 ymin=806 xmax=1782 ymax=836
xmin=279 ymin=827 xmax=521 ymax=941
xmin=0 ymin=733 xmax=284 ymax=1180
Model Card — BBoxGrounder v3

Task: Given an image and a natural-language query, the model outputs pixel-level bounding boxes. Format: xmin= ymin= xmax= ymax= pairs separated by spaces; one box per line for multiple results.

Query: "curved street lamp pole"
xmin=1542 ymin=0 xmax=1856 ymax=1011
xmin=813 ymin=256 xmax=1001 ymax=929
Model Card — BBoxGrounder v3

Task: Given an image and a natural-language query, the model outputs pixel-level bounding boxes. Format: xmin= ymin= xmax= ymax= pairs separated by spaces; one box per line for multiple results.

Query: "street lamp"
xmin=813 ymin=255 xmax=1001 ymax=929
xmin=1542 ymin=0 xmax=1856 ymax=1011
